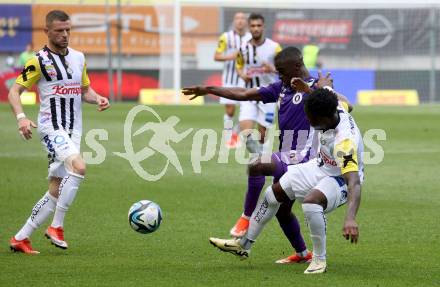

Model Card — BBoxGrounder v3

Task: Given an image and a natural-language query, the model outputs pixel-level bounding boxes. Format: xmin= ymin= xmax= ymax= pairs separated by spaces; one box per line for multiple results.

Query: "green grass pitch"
xmin=0 ymin=103 xmax=439 ymax=286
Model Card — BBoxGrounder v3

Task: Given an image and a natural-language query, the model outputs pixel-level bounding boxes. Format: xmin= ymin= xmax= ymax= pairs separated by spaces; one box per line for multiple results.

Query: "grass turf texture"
xmin=0 ymin=103 xmax=439 ymax=286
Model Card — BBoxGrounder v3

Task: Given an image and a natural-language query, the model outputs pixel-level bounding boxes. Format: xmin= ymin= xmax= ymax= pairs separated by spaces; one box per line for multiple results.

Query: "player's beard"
xmin=252 ymin=32 xmax=263 ymax=42
xmin=51 ymin=39 xmax=69 ymax=53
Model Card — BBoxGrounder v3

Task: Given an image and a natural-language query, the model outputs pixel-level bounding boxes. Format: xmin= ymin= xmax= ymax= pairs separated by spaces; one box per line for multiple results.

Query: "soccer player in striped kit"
xmin=214 ymin=12 xmax=251 ymax=148
xmin=8 ymin=10 xmax=110 ymax=254
xmin=236 ymin=13 xmax=282 ymax=153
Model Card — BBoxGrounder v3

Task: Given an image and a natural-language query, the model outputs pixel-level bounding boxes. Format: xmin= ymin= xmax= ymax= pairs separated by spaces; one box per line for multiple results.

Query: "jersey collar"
xmin=44 ymin=45 xmax=69 ymax=56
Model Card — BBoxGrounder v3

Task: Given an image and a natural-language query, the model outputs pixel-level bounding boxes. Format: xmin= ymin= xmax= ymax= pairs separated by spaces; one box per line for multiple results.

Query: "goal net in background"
xmin=0 ymin=0 xmax=439 ymax=106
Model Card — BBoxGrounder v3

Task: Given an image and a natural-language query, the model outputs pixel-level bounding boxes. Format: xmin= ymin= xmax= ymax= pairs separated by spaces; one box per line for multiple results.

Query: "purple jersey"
xmin=258 ymin=78 xmax=317 ymax=163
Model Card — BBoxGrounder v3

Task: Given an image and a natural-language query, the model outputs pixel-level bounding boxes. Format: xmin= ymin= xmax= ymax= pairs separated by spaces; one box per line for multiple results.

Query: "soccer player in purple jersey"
xmin=183 ymin=47 xmax=351 ymax=264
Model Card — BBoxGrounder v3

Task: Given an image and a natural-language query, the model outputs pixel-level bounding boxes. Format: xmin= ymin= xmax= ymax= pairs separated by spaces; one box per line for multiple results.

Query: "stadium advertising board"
xmin=224 ymin=8 xmax=434 ymax=55
xmin=32 ymin=5 xmax=219 ymax=55
xmin=357 ymin=90 xmax=420 ymax=106
xmin=0 ymin=4 xmax=32 ymax=52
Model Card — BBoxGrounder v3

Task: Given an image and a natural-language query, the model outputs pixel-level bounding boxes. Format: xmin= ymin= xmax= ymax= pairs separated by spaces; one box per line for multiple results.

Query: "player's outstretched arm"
xmin=81 ymin=85 xmax=110 ymax=112
xmin=182 ymin=86 xmax=262 ymax=101
xmin=8 ymin=83 xmax=37 ymax=140
xmin=342 ymin=171 xmax=362 ymax=244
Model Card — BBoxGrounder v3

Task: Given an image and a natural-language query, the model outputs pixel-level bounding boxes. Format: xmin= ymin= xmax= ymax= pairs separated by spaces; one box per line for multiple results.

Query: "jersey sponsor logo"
xmin=320 ymin=150 xmax=337 ymax=166
xmin=246 ymin=66 xmax=266 ymax=77
xmin=45 ymin=65 xmax=57 ymax=79
xmin=51 ymin=85 xmax=82 ymax=96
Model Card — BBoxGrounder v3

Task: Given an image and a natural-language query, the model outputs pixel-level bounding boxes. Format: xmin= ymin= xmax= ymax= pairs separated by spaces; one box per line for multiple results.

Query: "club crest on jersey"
xmin=292 ymin=92 xmax=303 ymax=104
xmin=65 ymin=60 xmax=73 ymax=75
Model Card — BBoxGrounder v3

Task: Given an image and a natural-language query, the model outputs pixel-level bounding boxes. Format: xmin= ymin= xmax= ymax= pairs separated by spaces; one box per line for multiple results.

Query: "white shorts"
xmin=279 ymin=160 xmax=348 ymax=213
xmin=220 ymin=97 xmax=238 ymax=105
xmin=219 ymin=84 xmax=240 ymax=105
xmin=40 ymin=129 xmax=81 ymax=179
xmin=239 ymin=101 xmax=276 ymax=128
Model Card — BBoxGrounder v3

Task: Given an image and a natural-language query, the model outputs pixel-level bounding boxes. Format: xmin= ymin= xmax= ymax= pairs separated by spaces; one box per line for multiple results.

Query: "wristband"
xmin=16 ymin=113 xmax=26 ymax=120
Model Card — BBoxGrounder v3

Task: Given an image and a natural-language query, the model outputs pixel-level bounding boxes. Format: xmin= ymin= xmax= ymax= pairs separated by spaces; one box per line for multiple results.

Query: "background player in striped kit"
xmin=236 ymin=13 xmax=282 ymax=153
xmin=214 ymin=12 xmax=251 ymax=149
xmin=7 ymin=10 xmax=110 ymax=254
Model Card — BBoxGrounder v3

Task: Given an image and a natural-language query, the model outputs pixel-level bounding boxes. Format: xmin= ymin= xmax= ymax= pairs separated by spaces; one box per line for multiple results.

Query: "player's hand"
xmin=291 ymin=77 xmax=312 ymax=94
xmin=316 ymin=70 xmax=333 ymax=89
xmin=240 ymin=74 xmax=252 ymax=83
xmin=97 ymin=96 xmax=110 ymax=112
xmin=18 ymin=118 xmax=37 ymax=140
xmin=262 ymin=62 xmax=275 ymax=73
xmin=342 ymin=219 xmax=359 ymax=243
xmin=227 ymin=50 xmax=240 ymax=61
xmin=182 ymin=86 xmax=208 ymax=100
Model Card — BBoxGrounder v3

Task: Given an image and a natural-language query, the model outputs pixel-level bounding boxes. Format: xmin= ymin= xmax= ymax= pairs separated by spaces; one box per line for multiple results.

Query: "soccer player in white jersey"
xmin=214 ymin=12 xmax=251 ymax=148
xmin=210 ymin=87 xmax=363 ymax=274
xmin=236 ymin=13 xmax=282 ymax=153
xmin=7 ymin=10 xmax=110 ymax=254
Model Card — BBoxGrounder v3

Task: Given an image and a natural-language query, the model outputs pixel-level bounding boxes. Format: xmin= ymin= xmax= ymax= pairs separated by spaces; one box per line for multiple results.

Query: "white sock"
xmin=51 ymin=172 xmax=84 ymax=228
xmin=302 ymin=203 xmax=327 ymax=260
xmin=15 ymin=191 xmax=57 ymax=240
xmin=240 ymin=186 xmax=281 ymax=249
xmin=223 ymin=114 xmax=233 ymax=124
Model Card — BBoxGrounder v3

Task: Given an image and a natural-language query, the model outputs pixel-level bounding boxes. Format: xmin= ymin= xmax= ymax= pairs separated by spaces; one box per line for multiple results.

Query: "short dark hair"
xmin=304 ymin=88 xmax=338 ymax=118
xmin=248 ymin=13 xmax=264 ymax=23
xmin=275 ymin=46 xmax=302 ymax=66
xmin=46 ymin=10 xmax=70 ymax=26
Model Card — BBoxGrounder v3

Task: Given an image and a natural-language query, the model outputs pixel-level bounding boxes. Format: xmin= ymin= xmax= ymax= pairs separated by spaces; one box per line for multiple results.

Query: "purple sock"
xmin=243 ymin=176 xmax=265 ymax=217
xmin=276 ymin=209 xmax=307 ymax=253
xmin=272 ymin=153 xmax=307 ymax=253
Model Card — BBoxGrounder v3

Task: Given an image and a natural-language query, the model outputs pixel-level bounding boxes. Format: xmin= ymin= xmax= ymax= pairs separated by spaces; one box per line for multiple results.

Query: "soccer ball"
xmin=128 ymin=200 xmax=162 ymax=234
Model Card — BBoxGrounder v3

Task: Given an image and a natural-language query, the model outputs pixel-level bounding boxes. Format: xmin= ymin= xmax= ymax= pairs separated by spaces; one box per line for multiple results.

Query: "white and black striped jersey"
xmin=236 ymin=38 xmax=282 ymax=88
xmin=16 ymin=46 xmax=90 ymax=136
xmin=216 ymin=30 xmax=251 ymax=87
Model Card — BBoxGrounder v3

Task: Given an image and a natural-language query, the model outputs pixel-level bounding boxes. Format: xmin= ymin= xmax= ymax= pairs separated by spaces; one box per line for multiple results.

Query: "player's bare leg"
xmin=302 ymin=189 xmax=328 ymax=274
xmin=46 ymin=154 xmax=86 ymax=249
xmin=257 ymin=124 xmax=266 ymax=145
xmin=10 ymin=178 xmax=60 ymax=254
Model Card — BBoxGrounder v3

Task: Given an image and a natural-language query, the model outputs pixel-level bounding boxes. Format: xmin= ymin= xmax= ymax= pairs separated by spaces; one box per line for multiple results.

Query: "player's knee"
xmin=275 ymin=201 xmax=294 ymax=222
xmin=247 ymin=159 xmax=263 ymax=176
xmin=303 ymin=189 xmax=327 ymax=209
xmin=65 ymin=154 xmax=86 ymax=176
xmin=48 ymin=177 xmax=62 ymax=198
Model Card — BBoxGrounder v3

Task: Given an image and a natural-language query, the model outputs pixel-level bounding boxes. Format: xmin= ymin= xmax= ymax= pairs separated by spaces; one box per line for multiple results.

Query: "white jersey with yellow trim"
xmin=315 ymin=101 xmax=364 ymax=182
xmin=16 ymin=46 xmax=90 ymax=137
xmin=216 ymin=30 xmax=251 ymax=87
xmin=236 ymin=37 xmax=282 ymax=88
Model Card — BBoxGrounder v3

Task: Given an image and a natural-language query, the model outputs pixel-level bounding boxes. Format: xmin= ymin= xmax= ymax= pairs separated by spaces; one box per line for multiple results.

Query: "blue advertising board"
xmin=309 ymin=69 xmax=375 ymax=104
xmin=0 ymin=5 xmax=32 ymax=52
